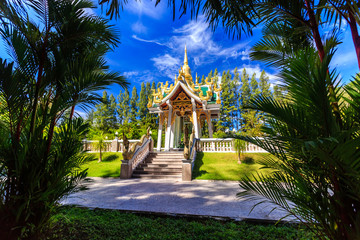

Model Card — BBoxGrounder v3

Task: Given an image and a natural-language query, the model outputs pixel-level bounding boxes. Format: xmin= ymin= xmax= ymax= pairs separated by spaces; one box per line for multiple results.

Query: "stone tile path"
xmin=62 ymin=177 xmax=293 ymax=222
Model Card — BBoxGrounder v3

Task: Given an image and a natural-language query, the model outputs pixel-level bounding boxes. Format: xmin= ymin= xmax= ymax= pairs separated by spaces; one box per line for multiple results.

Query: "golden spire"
xmin=182 ymin=45 xmax=192 ymax=82
xmin=184 ymin=44 xmax=188 ymax=65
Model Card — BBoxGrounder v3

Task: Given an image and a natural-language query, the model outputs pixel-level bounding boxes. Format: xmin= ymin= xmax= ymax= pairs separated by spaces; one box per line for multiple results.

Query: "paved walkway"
xmin=62 ymin=177 xmax=292 ymax=222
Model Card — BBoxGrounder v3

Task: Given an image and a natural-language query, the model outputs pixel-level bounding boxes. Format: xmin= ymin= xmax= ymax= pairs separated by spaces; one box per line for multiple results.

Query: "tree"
xmin=217 ymin=70 xmax=235 ymax=131
xmin=118 ymin=88 xmax=130 ymax=124
xmin=93 ymin=91 xmax=117 ymax=132
xmin=238 ymin=48 xmax=360 ymax=240
xmin=0 ymin=0 xmax=127 ymax=238
xmin=129 ymin=86 xmax=138 ymax=122
xmin=259 ymin=70 xmax=271 ymax=97
xmin=138 ymin=82 xmax=148 ymax=120
xmin=250 ymin=73 xmax=260 ymax=98
xmin=93 ymin=132 xmax=108 ymax=162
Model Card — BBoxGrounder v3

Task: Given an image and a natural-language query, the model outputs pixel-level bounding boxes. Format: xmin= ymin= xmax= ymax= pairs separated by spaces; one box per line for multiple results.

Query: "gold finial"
xmin=195 ymin=73 xmax=199 ymax=85
xmin=184 ymin=44 xmax=188 ymax=65
xmin=183 ymin=45 xmax=191 ymax=77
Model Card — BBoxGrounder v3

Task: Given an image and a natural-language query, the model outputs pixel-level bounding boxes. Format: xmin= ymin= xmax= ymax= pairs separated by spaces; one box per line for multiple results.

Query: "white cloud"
xmin=151 ymin=54 xmax=180 ymax=79
xmin=123 ymin=70 xmax=156 ymax=83
xmin=132 ymin=16 xmax=251 ymax=79
xmin=131 ymin=21 xmax=147 ymax=34
xmin=331 ymin=50 xmax=357 ymax=68
xmin=124 ymin=0 xmax=166 ymax=20
xmin=132 ymin=35 xmax=167 ymax=46
xmin=239 ymin=64 xmax=281 ymax=82
xmin=123 ymin=71 xmax=140 ymax=77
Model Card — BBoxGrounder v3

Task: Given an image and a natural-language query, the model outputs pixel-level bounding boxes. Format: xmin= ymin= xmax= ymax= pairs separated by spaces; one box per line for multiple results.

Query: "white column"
xmin=164 ymin=100 xmax=172 ymax=151
xmin=157 ymin=113 xmax=164 ymax=151
xmin=191 ymin=98 xmax=199 ymax=138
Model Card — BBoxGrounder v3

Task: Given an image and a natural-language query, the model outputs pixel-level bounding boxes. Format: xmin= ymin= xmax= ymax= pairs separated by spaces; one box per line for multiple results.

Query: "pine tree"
xmin=217 ymin=70 xmax=235 ymax=131
xmin=232 ymin=67 xmax=241 ymax=130
xmin=207 ymin=70 xmax=213 ymax=82
xmin=259 ymin=70 xmax=271 ymax=96
xmin=93 ymin=91 xmax=117 ymax=132
xmin=213 ymin=68 xmax=219 ymax=82
xmin=240 ymin=68 xmax=251 ymax=106
xmin=118 ymin=88 xmax=130 ymax=124
xmin=117 ymin=90 xmax=124 ymax=124
xmin=109 ymin=94 xmax=118 ymax=128
xmin=138 ymin=82 xmax=148 ymax=121
xmin=250 ymin=73 xmax=260 ymax=98
xmin=129 ymin=86 xmax=138 ymax=122
xmin=151 ymin=81 xmax=156 ymax=91
xmin=200 ymin=75 xmax=205 ymax=85
xmin=273 ymin=84 xmax=283 ymax=100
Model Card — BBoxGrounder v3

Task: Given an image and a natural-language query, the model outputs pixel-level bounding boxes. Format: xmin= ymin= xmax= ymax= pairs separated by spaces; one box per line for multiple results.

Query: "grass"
xmin=80 ymin=152 xmax=123 ymax=178
xmin=47 ymin=206 xmax=314 ymax=240
xmin=193 ymin=152 xmax=275 ymax=181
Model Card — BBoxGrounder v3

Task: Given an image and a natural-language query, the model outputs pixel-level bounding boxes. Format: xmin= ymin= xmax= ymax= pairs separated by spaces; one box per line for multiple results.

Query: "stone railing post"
xmin=182 ymin=159 xmax=192 ymax=181
xmin=120 ymin=160 xmax=132 ymax=179
xmin=111 ymin=138 xmax=118 ymax=152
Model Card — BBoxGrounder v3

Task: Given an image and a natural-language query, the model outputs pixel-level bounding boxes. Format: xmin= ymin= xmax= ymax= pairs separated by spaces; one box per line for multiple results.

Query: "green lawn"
xmin=193 ymin=152 xmax=275 ymax=181
xmin=81 ymin=152 xmax=275 ymax=180
xmin=81 ymin=152 xmax=123 ymax=178
xmin=48 ymin=206 xmax=313 ymax=240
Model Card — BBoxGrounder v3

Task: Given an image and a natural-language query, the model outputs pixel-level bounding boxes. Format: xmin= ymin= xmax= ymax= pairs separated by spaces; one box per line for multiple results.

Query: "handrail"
xmin=129 ymin=137 xmax=151 ymax=170
xmin=120 ymin=128 xmax=153 ymax=178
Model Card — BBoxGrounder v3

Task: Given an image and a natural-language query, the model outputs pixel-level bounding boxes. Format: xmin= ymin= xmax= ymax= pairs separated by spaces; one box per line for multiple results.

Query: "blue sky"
xmin=0 ymin=1 xmax=358 ymax=116
xmin=95 ymin=1 xmax=358 ymax=96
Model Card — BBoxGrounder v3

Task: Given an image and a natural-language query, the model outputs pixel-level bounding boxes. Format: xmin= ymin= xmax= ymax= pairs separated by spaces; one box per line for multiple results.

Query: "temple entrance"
xmin=147 ymin=46 xmax=222 ymax=151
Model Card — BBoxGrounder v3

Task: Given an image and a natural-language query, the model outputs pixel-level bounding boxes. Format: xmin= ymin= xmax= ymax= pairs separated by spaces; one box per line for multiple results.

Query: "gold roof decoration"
xmin=147 ymin=45 xmax=222 ymax=108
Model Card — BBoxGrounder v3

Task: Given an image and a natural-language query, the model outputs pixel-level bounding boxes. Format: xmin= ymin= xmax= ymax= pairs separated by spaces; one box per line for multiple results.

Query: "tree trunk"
xmin=98 ymin=148 xmax=102 ymax=162
xmin=348 ymin=11 xmax=360 ymax=70
xmin=304 ymin=0 xmax=343 ymax=128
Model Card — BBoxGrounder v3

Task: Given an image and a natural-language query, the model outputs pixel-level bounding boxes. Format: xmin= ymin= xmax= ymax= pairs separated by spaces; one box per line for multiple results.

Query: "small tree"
xmin=93 ymin=132 xmax=108 ymax=162
xmin=234 ymin=138 xmax=247 ymax=164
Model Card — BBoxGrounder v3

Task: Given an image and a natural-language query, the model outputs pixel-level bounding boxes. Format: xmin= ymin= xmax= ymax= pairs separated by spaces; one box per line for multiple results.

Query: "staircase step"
xmin=150 ymin=156 xmax=184 ymax=159
xmin=146 ymin=160 xmax=183 ymax=164
xmin=132 ymin=174 xmax=181 ymax=179
xmin=135 ymin=167 xmax=182 ymax=172
xmin=139 ymin=163 xmax=182 ymax=168
xmin=133 ymin=170 xmax=181 ymax=175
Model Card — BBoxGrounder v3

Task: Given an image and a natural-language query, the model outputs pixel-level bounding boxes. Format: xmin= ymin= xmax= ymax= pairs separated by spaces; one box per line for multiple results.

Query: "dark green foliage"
xmin=0 ymin=0 xmax=126 ymax=238
xmin=93 ymin=91 xmax=118 ymax=131
xmin=48 ymin=206 xmax=314 ymax=240
xmin=138 ymin=82 xmax=148 ymax=120
xmin=129 ymin=86 xmax=138 ymax=122
xmin=238 ymin=48 xmax=360 ymax=240
xmin=117 ymin=88 xmax=130 ymax=124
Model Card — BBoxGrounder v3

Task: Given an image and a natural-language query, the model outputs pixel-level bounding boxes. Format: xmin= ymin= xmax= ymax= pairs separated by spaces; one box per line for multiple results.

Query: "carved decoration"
xmin=122 ymin=130 xmax=151 ymax=161
xmin=164 ymin=83 xmax=174 ymax=93
xmin=122 ymin=131 xmax=131 ymax=160
xmin=190 ymin=82 xmax=201 ymax=93
xmin=153 ymin=88 xmax=163 ymax=103
xmin=147 ymin=97 xmax=153 ymax=108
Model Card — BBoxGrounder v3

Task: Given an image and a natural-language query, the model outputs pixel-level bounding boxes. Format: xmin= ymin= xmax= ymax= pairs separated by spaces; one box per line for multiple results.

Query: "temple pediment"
xmin=148 ymin=46 xmax=221 ymax=117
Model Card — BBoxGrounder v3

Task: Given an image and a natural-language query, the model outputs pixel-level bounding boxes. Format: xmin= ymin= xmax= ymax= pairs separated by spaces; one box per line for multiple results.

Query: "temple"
xmin=147 ymin=46 xmax=222 ymax=151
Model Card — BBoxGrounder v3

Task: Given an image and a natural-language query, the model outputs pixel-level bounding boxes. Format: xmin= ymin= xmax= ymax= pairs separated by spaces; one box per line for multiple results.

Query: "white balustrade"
xmin=198 ymin=138 xmax=267 ymax=153
xmin=82 ymin=139 xmax=141 ymax=152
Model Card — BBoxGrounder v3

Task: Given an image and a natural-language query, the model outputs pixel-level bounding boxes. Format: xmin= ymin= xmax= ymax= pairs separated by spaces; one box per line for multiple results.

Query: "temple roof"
xmin=147 ymin=46 xmax=222 ymax=110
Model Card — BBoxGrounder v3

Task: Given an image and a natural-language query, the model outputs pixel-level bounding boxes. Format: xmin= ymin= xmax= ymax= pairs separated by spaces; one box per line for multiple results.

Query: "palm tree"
xmin=0 ymin=0 xmax=127 ymax=239
xmin=237 ymin=47 xmax=360 ymax=239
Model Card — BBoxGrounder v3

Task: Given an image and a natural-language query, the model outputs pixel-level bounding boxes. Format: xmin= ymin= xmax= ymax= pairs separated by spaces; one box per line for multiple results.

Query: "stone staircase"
xmin=132 ymin=152 xmax=183 ymax=179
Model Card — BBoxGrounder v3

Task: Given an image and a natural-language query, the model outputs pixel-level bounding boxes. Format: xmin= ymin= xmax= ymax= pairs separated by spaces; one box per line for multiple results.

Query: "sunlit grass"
xmin=81 ymin=152 xmax=123 ymax=178
xmin=193 ymin=152 xmax=276 ymax=181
